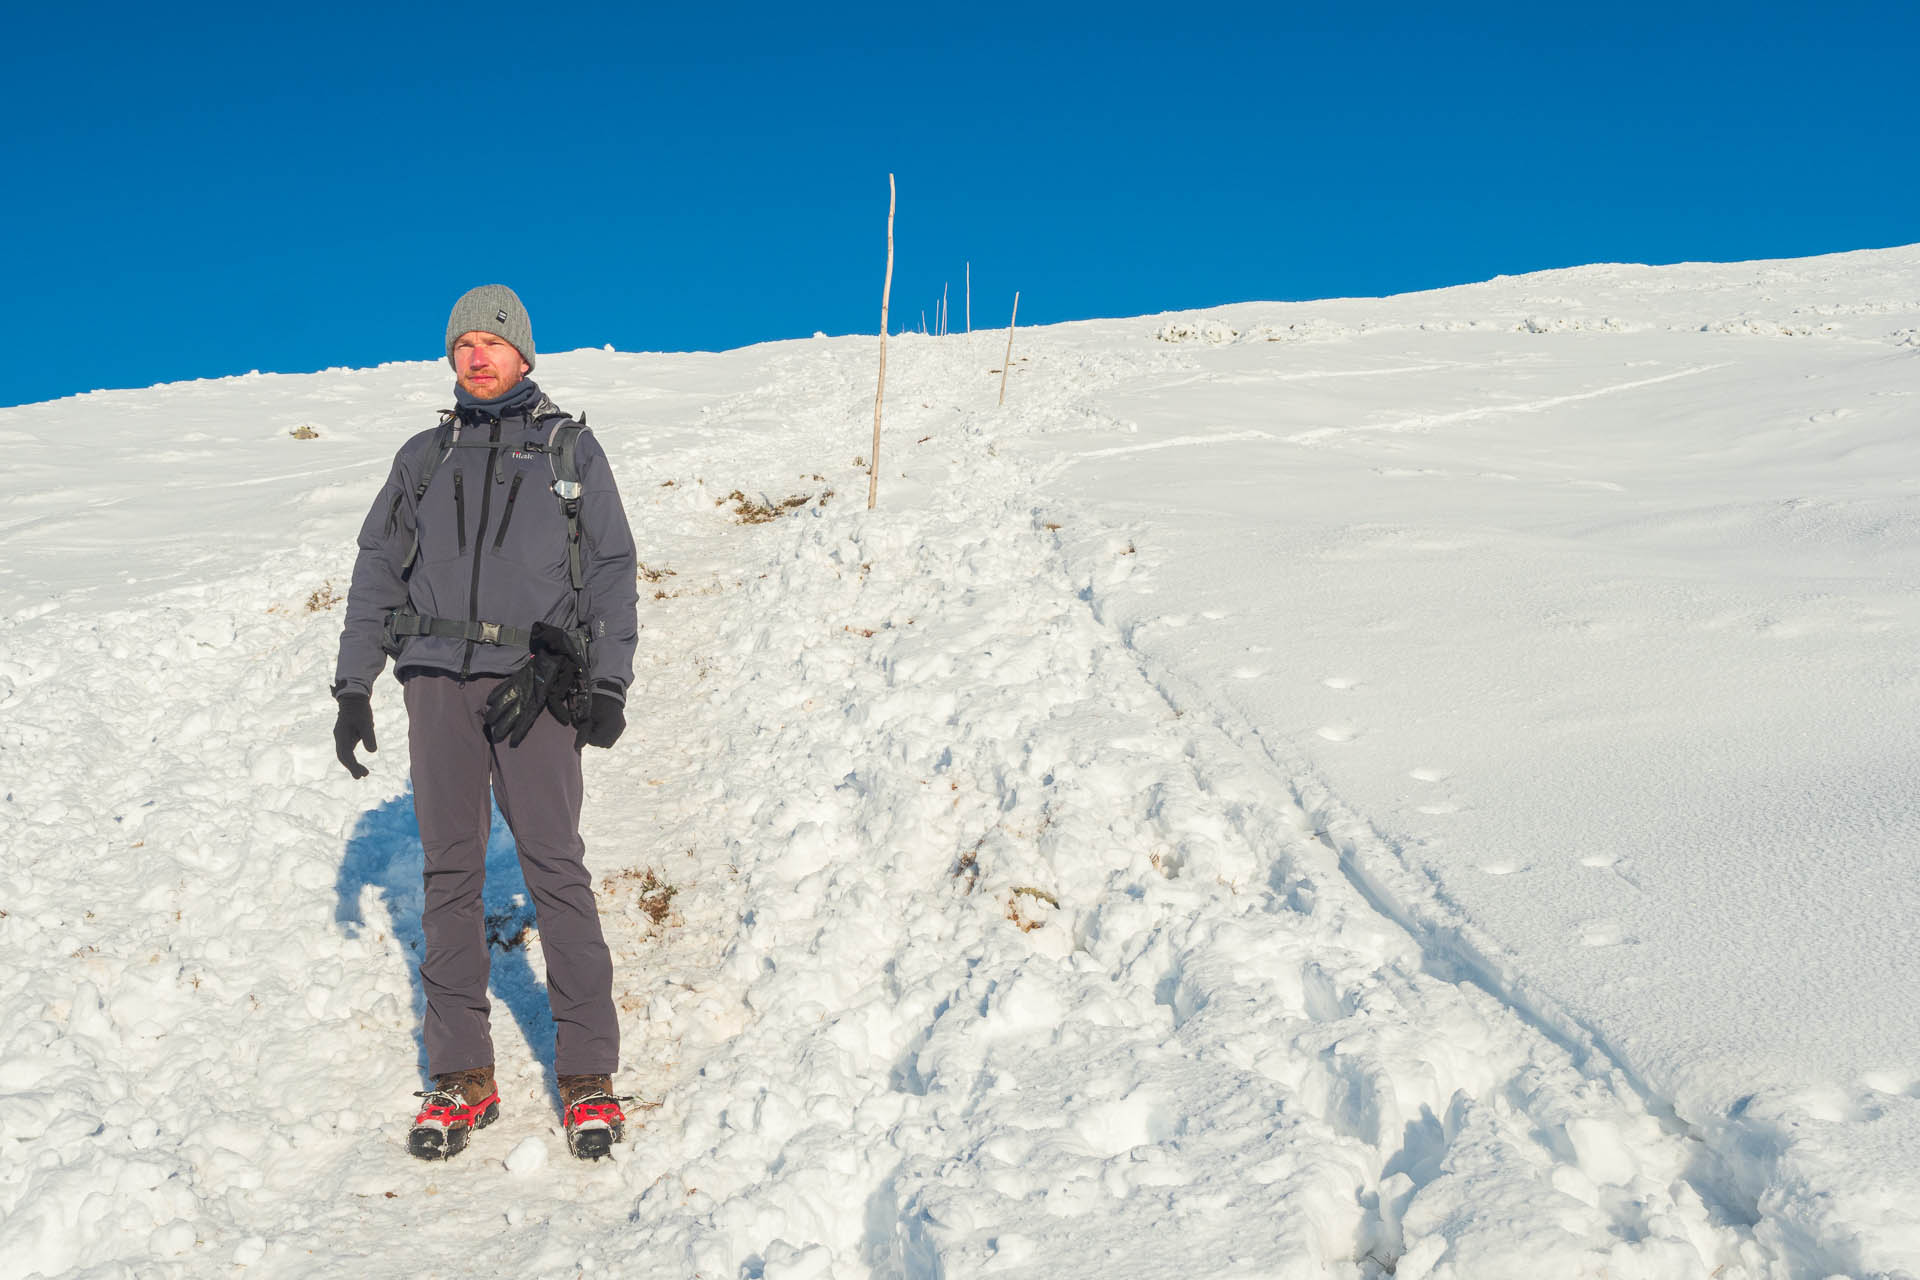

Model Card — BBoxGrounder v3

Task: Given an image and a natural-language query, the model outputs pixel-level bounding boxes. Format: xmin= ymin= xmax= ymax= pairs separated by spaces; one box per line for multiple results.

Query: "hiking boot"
xmin=558 ymin=1073 xmax=626 ymax=1160
xmin=408 ymin=1066 xmax=500 ymax=1160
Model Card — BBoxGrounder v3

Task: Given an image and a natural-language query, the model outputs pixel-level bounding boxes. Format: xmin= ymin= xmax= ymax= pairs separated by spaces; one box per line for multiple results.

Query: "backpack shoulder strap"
xmin=542 ymin=416 xmax=589 ymax=591
xmin=526 ymin=397 xmax=592 ymax=596
xmin=399 ymin=414 xmax=458 ymax=575
xmin=416 ymin=412 xmax=459 ymax=494
xmin=546 ymin=419 xmax=585 ymax=497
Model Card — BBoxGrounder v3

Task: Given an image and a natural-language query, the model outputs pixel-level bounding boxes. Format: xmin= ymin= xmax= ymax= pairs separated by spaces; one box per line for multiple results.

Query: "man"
xmin=330 ymin=284 xmax=640 ymax=1161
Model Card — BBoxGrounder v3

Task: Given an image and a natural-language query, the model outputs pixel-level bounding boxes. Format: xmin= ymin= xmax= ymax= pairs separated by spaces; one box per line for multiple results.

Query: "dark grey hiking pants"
xmin=404 ymin=674 xmax=618 ymax=1077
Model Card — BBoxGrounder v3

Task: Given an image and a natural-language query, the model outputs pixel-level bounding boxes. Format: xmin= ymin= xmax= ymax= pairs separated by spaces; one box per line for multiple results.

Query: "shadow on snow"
xmin=333 ymin=785 xmax=557 ymax=1086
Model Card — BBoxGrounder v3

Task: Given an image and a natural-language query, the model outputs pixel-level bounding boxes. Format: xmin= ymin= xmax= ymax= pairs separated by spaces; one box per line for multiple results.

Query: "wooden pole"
xmin=941 ymin=282 xmax=949 ymax=337
xmin=870 ymin=174 xmax=894 ymax=510
xmin=998 ymin=291 xmax=1020 ymax=407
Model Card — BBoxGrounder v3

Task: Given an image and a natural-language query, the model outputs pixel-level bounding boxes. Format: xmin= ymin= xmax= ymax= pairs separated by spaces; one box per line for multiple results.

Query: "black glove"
xmin=483 ymin=623 xmax=585 ymax=747
xmin=575 ymin=691 xmax=626 ymax=750
xmin=536 ymin=623 xmax=591 ymax=724
xmin=333 ymin=693 xmax=375 ymax=779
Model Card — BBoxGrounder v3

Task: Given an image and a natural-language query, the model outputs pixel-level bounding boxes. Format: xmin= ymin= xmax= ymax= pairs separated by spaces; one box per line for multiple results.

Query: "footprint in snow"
xmin=1578 ymin=919 xmax=1631 ymax=948
xmin=1322 ymin=676 xmax=1359 ymax=691
xmin=1860 ymin=1070 xmax=1920 ymax=1100
xmin=1315 ymin=723 xmax=1358 ymax=743
xmin=1409 ymin=767 xmax=1449 ymax=782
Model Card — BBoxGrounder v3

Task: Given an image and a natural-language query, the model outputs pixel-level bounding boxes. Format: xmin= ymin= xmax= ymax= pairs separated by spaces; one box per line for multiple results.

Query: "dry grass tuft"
xmin=605 ymin=867 xmax=680 ymax=926
xmin=952 ymin=844 xmax=982 ymax=896
xmin=721 ymin=489 xmax=829 ymax=524
xmin=1006 ymin=885 xmax=1058 ymax=933
xmin=484 ymin=907 xmax=534 ymax=950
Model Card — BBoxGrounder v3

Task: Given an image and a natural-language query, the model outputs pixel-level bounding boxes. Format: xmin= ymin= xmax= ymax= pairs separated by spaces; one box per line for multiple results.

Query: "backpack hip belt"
xmin=383 ymin=609 xmax=591 ymax=657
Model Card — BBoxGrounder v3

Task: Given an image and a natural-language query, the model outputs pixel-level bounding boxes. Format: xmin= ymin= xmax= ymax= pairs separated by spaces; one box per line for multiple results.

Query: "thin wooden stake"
xmin=870 ymin=174 xmax=895 ymax=510
xmin=998 ymin=291 xmax=1020 ymax=407
xmin=941 ymin=282 xmax=949 ymax=337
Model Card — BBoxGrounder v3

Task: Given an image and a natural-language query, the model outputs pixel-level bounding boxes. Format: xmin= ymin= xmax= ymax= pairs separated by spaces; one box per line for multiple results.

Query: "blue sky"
xmin=4 ymin=1 xmax=1915 ymax=407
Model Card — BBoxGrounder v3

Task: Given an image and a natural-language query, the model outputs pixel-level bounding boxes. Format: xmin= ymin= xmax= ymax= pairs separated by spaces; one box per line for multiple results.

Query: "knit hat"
xmin=446 ymin=284 xmax=535 ymax=372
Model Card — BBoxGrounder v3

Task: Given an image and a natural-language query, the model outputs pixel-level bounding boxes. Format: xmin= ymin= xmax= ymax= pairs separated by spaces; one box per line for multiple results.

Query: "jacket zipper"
xmin=492 ymin=473 xmax=525 ymax=550
xmin=453 ymin=473 xmax=468 ymax=551
xmin=459 ymin=418 xmax=503 ymax=678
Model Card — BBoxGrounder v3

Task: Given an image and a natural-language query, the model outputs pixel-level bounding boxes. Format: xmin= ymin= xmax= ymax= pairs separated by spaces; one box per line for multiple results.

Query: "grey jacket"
xmin=333 ymin=381 xmax=638 ymax=700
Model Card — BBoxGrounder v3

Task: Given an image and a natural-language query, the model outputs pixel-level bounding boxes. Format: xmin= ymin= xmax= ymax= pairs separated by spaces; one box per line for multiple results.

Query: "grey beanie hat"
xmin=446 ymin=284 xmax=535 ymax=372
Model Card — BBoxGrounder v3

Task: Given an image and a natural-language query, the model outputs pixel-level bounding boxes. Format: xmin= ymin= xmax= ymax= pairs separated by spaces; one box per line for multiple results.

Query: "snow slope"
xmin=2 ymin=245 xmax=1917 ymax=1279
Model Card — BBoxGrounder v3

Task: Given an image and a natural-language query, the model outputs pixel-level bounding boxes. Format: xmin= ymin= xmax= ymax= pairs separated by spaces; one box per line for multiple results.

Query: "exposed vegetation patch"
xmin=485 ymin=904 xmax=535 ymax=950
xmin=648 ymin=571 xmax=740 ymax=603
xmin=1156 ymin=319 xmax=1239 ymax=344
xmin=953 ymin=846 xmax=980 ymax=893
xmin=605 ymin=867 xmax=680 ymax=927
xmin=288 ymin=425 xmax=320 ymax=440
xmin=721 ymin=488 xmax=831 ymax=524
xmin=1007 ymin=885 xmax=1059 ymax=933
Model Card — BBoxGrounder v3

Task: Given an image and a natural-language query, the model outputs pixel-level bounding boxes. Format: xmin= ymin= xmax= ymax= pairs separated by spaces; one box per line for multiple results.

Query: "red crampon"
xmin=407 ymin=1075 xmax=501 ymax=1161
xmin=560 ymin=1081 xmax=628 ymax=1161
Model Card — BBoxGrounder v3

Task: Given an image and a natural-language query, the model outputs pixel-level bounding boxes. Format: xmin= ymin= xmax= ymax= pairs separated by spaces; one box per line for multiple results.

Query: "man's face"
xmin=452 ymin=330 xmax=529 ymax=399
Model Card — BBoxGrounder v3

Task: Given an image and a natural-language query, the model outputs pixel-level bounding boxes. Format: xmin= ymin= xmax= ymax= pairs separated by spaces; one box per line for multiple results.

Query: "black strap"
xmin=541 ymin=418 xmax=589 ymax=593
xmin=384 ymin=610 xmax=589 ymax=652
xmin=399 ymin=417 xmax=458 ymax=575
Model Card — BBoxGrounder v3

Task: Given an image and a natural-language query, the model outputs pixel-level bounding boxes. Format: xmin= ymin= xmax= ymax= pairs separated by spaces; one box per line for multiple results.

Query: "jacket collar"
xmin=453 ymin=378 xmax=542 ymax=423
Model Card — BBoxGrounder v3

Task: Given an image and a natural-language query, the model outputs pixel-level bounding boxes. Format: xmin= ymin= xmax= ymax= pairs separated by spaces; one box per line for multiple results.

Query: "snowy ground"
xmin=3 ymin=245 xmax=1918 ymax=1279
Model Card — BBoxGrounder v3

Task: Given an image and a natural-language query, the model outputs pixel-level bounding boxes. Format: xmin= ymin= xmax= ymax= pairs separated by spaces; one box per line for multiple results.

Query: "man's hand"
xmin=334 ymin=693 xmax=376 ymax=779
xmin=575 ymin=691 xmax=625 ymax=750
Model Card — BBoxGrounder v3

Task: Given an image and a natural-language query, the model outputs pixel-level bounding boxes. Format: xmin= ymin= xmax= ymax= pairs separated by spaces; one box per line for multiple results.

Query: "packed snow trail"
xmin=3 ymin=342 xmax=1775 ymax=1280
xmin=5 ymin=246 xmax=1918 ymax=1277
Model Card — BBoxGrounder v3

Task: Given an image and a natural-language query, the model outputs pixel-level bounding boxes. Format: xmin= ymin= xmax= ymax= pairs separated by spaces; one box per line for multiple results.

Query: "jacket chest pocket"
xmin=490 ymin=462 xmax=570 ymax=577
xmin=491 ymin=472 xmax=526 ymax=549
xmin=413 ymin=468 xmax=472 ymax=565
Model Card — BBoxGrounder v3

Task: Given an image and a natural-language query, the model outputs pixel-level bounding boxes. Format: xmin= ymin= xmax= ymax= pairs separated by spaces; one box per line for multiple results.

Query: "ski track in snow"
xmin=1074 ymin=430 xmax=1277 ymax=460
xmin=5 ymin=255 xmax=1917 ymax=1278
xmin=1282 ymin=363 xmax=1729 ymax=444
